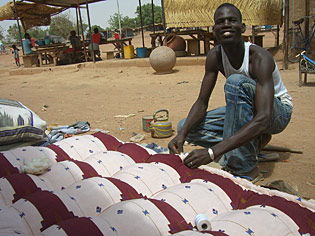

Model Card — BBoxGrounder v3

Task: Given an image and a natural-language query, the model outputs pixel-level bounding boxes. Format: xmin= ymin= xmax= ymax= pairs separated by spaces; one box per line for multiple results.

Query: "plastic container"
xmin=123 ymin=45 xmax=134 ymax=59
xmin=44 ymin=38 xmax=50 ymax=45
xmin=136 ymin=47 xmax=147 ymax=58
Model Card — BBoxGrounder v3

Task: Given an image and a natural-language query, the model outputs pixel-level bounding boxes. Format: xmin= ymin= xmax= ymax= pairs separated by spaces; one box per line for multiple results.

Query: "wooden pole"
xmin=85 ymin=0 xmax=95 ymax=63
xmin=75 ymin=8 xmax=80 ymax=35
xmin=283 ymin=0 xmax=289 ymax=70
xmin=305 ymin=0 xmax=310 ymax=43
xmin=139 ymin=0 xmax=145 ymax=48
xmin=161 ymin=0 xmax=167 ymax=40
xmin=151 ymin=0 xmax=155 ymax=34
xmin=77 ymin=0 xmax=88 ymax=62
xmin=12 ymin=0 xmax=24 ymax=55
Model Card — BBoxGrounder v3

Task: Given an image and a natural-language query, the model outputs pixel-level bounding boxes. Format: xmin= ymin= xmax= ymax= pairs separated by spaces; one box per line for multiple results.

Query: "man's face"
xmin=213 ymin=6 xmax=245 ymax=44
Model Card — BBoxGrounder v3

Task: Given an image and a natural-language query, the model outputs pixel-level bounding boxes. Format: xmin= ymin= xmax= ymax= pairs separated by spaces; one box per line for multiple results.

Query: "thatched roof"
xmin=0 ymin=1 xmax=66 ymax=29
xmin=24 ymin=0 xmax=105 ymax=8
xmin=164 ymin=0 xmax=283 ymax=28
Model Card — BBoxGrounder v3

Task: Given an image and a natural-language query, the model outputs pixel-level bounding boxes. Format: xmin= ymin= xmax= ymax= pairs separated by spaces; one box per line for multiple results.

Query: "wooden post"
xmin=276 ymin=25 xmax=280 ymax=46
xmin=283 ymin=0 xmax=289 ymax=70
xmin=251 ymin=26 xmax=256 ymax=44
xmin=77 ymin=0 xmax=88 ymax=62
xmin=305 ymin=0 xmax=310 ymax=43
xmin=85 ymin=0 xmax=95 ymax=63
xmin=151 ymin=0 xmax=155 ymax=34
xmin=12 ymin=0 xmax=24 ymax=55
xmin=161 ymin=0 xmax=167 ymax=40
xmin=139 ymin=0 xmax=145 ymax=48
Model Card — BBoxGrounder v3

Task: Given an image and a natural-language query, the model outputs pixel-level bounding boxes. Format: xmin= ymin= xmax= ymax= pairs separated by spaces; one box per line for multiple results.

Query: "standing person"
xmin=12 ymin=45 xmax=20 ymax=67
xmin=88 ymin=27 xmax=101 ymax=60
xmin=168 ymin=3 xmax=293 ymax=180
xmin=22 ymin=33 xmax=34 ymax=55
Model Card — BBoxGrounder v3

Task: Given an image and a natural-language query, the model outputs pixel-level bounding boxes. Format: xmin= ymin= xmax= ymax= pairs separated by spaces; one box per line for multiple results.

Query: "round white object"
xmin=149 ymin=46 xmax=176 ymax=74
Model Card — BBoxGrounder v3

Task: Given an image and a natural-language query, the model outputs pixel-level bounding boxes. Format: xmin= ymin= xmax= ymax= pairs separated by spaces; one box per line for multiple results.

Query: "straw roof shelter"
xmin=164 ymin=0 xmax=283 ymax=28
xmin=0 ymin=1 xmax=66 ymax=30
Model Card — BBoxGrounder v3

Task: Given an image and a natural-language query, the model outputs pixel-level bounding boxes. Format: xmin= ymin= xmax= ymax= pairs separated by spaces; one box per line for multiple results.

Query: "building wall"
xmin=289 ymin=0 xmax=315 ymax=50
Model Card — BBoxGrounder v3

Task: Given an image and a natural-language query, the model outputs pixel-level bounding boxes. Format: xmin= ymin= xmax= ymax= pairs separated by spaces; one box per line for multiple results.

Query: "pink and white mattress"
xmin=0 ymin=132 xmax=314 ymax=236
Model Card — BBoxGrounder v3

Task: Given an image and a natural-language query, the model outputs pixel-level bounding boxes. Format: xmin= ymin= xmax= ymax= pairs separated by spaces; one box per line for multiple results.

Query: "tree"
xmin=135 ymin=3 xmax=162 ymax=27
xmin=6 ymin=24 xmax=21 ymax=43
xmin=0 ymin=26 xmax=4 ymax=41
xmin=91 ymin=25 xmax=105 ymax=32
xmin=108 ymin=13 xmax=137 ymax=30
xmin=28 ymin=27 xmax=48 ymax=39
xmin=49 ymin=13 xmax=74 ymax=39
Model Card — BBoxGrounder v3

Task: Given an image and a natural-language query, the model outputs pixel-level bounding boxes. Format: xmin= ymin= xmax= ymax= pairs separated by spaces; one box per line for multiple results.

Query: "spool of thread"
xmin=195 ymin=214 xmax=212 ymax=231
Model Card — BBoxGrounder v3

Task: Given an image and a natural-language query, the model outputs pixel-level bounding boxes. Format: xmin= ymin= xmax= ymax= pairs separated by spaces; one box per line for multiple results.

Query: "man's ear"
xmin=241 ymin=23 xmax=246 ymax=33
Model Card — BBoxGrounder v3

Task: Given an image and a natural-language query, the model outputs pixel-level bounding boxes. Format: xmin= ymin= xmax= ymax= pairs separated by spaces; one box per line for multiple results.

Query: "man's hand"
xmin=168 ymin=135 xmax=185 ymax=154
xmin=184 ymin=149 xmax=212 ymax=169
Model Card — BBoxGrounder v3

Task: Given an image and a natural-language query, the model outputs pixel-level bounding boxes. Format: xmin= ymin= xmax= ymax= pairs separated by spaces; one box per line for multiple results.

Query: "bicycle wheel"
xmin=287 ymin=28 xmax=304 ymax=63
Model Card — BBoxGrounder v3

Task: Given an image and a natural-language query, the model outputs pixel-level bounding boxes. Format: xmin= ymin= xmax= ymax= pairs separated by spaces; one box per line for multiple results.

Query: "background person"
xmin=12 ymin=45 xmax=20 ymax=67
xmin=22 ymin=33 xmax=34 ymax=55
xmin=88 ymin=27 xmax=101 ymax=60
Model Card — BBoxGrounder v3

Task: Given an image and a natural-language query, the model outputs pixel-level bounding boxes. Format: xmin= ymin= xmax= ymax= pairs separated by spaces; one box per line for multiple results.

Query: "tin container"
xmin=142 ymin=115 xmax=154 ymax=132
xmin=149 ymin=109 xmax=173 ymax=138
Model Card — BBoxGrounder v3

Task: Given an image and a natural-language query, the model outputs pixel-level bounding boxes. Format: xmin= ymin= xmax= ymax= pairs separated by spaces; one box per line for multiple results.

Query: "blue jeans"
xmin=178 ymin=74 xmax=293 ymax=175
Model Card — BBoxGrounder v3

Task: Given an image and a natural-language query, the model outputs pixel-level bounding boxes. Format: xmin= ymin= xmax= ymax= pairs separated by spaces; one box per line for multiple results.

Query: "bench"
xmin=102 ymin=50 xmax=119 ymax=59
xmin=299 ymin=55 xmax=315 ymax=86
xmin=22 ymin=53 xmax=39 ymax=68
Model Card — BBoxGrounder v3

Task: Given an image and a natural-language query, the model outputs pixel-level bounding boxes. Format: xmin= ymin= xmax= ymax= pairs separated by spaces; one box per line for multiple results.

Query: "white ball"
xmin=149 ymin=46 xmax=176 ymax=74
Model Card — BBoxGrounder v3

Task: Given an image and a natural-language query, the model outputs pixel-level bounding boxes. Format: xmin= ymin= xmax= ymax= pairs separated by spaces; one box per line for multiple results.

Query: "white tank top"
xmin=221 ymin=42 xmax=293 ymax=107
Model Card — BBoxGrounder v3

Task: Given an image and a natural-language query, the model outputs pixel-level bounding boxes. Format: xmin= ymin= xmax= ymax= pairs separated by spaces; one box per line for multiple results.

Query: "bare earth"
xmin=0 ymin=31 xmax=314 ymax=199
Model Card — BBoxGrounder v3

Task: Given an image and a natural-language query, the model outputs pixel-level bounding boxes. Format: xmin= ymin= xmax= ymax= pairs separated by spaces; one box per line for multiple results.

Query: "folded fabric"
xmin=47 ymin=121 xmax=90 ymax=143
xmin=141 ymin=142 xmax=169 ymax=154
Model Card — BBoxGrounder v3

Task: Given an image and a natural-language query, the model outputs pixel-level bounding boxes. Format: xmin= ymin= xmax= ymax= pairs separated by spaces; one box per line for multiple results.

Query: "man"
xmin=88 ymin=27 xmax=102 ymax=60
xmin=168 ymin=3 xmax=293 ymax=179
xmin=22 ymin=33 xmax=34 ymax=55
xmin=69 ymin=30 xmax=82 ymax=62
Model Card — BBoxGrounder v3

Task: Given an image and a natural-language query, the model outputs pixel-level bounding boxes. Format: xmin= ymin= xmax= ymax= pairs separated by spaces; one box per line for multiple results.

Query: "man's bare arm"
xmin=168 ymin=47 xmax=220 ymax=154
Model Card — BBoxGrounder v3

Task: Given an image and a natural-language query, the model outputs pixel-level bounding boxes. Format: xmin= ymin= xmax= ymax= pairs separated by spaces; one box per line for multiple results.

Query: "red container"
xmin=142 ymin=115 xmax=153 ymax=132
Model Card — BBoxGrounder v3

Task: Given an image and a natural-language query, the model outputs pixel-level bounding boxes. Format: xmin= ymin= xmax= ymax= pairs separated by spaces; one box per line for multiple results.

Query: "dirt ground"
xmin=0 ymin=30 xmax=314 ymax=199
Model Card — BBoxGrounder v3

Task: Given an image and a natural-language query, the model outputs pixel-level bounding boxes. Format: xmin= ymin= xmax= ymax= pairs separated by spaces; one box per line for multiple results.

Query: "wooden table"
xmin=100 ymin=37 xmax=133 ymax=58
xmin=35 ymin=45 xmax=69 ymax=66
xmin=150 ymin=30 xmax=216 ymax=55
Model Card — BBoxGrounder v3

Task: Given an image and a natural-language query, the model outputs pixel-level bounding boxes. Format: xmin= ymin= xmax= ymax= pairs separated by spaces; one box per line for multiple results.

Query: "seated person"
xmin=69 ymin=30 xmax=83 ymax=62
xmin=22 ymin=33 xmax=34 ymax=55
xmin=88 ymin=27 xmax=101 ymax=60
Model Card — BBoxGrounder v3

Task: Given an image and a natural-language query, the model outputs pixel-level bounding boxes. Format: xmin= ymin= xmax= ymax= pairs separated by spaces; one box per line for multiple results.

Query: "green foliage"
xmin=0 ymin=26 xmax=4 ymax=41
xmin=91 ymin=25 xmax=105 ymax=32
xmin=27 ymin=27 xmax=48 ymax=40
xmin=108 ymin=13 xmax=137 ymax=29
xmin=6 ymin=24 xmax=21 ymax=43
xmin=108 ymin=3 xmax=162 ymax=30
xmin=49 ymin=13 xmax=75 ymax=39
xmin=74 ymin=23 xmax=88 ymax=36
xmin=135 ymin=3 xmax=162 ymax=26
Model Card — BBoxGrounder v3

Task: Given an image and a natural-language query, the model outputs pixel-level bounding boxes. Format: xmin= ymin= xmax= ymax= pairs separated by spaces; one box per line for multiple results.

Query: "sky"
xmin=0 ymin=0 xmax=161 ymax=34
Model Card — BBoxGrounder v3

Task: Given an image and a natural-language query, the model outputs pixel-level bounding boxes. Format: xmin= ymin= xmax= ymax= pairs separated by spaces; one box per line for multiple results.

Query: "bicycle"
xmin=296 ymin=51 xmax=315 ymax=86
xmin=288 ymin=15 xmax=315 ymax=63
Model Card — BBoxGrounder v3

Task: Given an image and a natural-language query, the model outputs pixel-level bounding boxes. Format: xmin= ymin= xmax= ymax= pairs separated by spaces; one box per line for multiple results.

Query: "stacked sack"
xmin=0 ymin=132 xmax=314 ymax=236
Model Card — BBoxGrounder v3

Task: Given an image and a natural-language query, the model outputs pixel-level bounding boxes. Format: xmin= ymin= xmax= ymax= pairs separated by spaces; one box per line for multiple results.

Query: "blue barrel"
xmin=136 ymin=47 xmax=147 ymax=58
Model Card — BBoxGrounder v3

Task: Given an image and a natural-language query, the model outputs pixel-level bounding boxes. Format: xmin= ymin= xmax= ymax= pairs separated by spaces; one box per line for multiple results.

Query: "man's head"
xmin=94 ymin=27 xmax=99 ymax=34
xmin=213 ymin=3 xmax=245 ymax=44
xmin=24 ymin=33 xmax=30 ymax=39
xmin=70 ymin=30 xmax=76 ymax=36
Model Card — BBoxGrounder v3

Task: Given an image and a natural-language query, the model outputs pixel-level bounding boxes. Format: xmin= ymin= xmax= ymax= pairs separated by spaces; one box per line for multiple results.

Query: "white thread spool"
xmin=195 ymin=214 xmax=212 ymax=231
